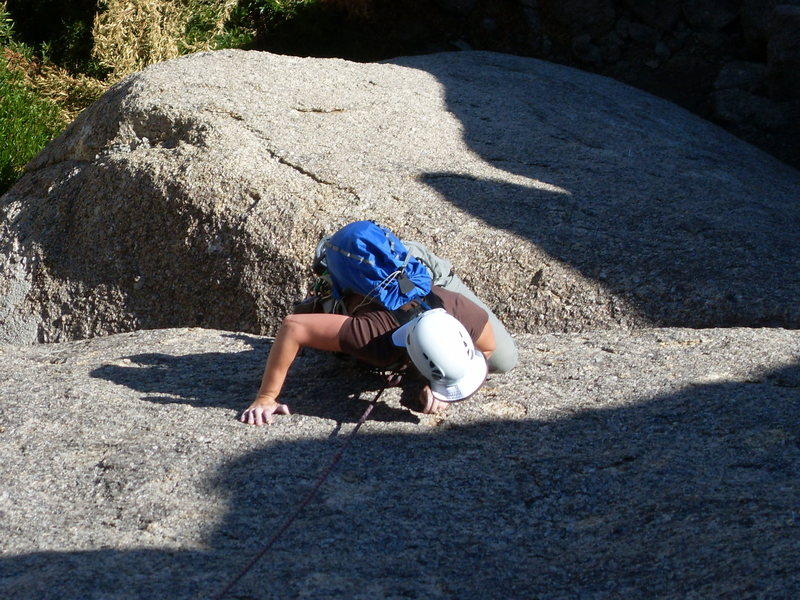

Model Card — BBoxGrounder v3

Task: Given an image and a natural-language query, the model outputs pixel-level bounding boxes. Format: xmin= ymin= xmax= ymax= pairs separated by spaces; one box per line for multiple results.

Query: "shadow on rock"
xmin=5 ymin=361 xmax=799 ymax=599
xmin=399 ymin=53 xmax=800 ymax=329
xmin=88 ymin=333 xmax=418 ymax=425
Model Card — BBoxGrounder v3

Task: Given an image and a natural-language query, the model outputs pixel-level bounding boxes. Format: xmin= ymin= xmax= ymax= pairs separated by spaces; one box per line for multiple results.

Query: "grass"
xmin=0 ymin=51 xmax=66 ymax=193
xmin=92 ymin=0 xmax=248 ymax=79
xmin=1 ymin=3 xmax=68 ymax=194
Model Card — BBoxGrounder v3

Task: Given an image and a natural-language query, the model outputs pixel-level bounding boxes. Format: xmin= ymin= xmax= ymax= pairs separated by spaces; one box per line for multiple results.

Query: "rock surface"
xmin=260 ymin=0 xmax=800 ymax=169
xmin=1 ymin=326 xmax=798 ymax=599
xmin=2 ymin=50 xmax=799 ymax=344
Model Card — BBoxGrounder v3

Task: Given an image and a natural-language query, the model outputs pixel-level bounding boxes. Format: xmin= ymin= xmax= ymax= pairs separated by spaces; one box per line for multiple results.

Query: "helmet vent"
xmin=430 ymin=364 xmax=444 ymax=380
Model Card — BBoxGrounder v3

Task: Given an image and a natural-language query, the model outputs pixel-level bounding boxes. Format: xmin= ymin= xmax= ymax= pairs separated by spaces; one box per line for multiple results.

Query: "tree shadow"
xmin=394 ymin=52 xmax=800 ymax=329
xmin=4 ymin=358 xmax=799 ymax=599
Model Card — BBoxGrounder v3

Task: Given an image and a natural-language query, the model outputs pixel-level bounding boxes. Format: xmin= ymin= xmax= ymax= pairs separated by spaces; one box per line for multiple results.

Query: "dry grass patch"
xmin=92 ymin=0 xmax=240 ymax=80
xmin=3 ymin=47 xmax=106 ymax=120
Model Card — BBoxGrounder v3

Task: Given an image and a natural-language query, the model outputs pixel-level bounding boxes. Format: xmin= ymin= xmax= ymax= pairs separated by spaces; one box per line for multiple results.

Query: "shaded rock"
xmin=682 ymin=0 xmax=739 ymax=31
xmin=623 ymin=0 xmax=682 ymax=32
xmin=712 ymin=89 xmax=787 ymax=129
xmin=0 ymin=326 xmax=798 ymax=598
xmin=597 ymin=31 xmax=623 ymax=63
xmin=614 ymin=12 xmax=632 ymax=39
xmin=767 ymin=5 xmax=800 ymax=98
xmin=538 ymin=0 xmax=616 ymax=39
xmin=2 ymin=50 xmax=800 ymax=345
xmin=741 ymin=0 xmax=781 ymax=58
xmin=628 ymin=21 xmax=661 ymax=44
xmin=714 ymin=60 xmax=769 ymax=93
xmin=433 ymin=0 xmax=478 ymax=16
xmin=571 ymin=34 xmax=603 ymax=65
xmin=654 ymin=40 xmax=672 ymax=62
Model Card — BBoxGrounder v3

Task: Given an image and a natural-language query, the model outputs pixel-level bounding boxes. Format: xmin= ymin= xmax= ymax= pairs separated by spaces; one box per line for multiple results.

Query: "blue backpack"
xmin=322 ymin=221 xmax=432 ymax=311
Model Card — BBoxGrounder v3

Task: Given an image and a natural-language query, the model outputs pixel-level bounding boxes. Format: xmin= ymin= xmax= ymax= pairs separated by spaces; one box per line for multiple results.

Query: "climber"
xmin=240 ymin=221 xmax=516 ymax=425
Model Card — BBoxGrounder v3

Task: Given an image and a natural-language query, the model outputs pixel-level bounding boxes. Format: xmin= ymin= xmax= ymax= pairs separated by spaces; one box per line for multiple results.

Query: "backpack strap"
xmin=390 ymin=290 xmax=444 ymax=325
xmin=323 ymin=221 xmax=432 ymax=310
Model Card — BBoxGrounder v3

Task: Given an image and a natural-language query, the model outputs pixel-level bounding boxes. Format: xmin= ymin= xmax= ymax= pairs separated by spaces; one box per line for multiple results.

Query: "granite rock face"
xmin=1 ymin=50 xmax=799 ymax=344
xmin=2 ymin=44 xmax=798 ymax=600
xmin=286 ymin=1 xmax=799 ymax=168
xmin=0 ymin=326 xmax=798 ymax=599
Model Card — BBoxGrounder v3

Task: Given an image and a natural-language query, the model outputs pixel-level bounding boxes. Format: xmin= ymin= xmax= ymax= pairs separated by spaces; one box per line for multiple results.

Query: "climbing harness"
xmin=211 ymin=383 xmax=389 ymax=600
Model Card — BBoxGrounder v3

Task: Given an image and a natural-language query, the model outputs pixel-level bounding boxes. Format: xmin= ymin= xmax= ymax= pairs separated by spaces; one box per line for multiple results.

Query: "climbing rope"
xmin=212 ymin=384 xmax=387 ymax=600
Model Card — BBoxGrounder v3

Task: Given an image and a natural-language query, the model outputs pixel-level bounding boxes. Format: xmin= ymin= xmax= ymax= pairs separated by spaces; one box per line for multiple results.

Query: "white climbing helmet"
xmin=391 ymin=308 xmax=488 ymax=402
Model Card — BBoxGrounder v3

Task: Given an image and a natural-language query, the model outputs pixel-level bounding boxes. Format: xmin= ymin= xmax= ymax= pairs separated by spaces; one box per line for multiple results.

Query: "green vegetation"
xmin=0 ymin=0 xmax=360 ymax=195
xmin=1 ymin=3 xmax=67 ymax=193
xmin=184 ymin=1 xmax=254 ymax=51
xmin=4 ymin=0 xmax=102 ymax=74
xmin=0 ymin=62 xmax=66 ymax=194
xmin=0 ymin=0 xmax=244 ymax=195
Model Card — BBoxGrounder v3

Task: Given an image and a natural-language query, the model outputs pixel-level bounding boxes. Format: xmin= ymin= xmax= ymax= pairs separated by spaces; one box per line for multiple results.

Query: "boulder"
xmin=0 ymin=326 xmax=798 ymax=598
xmin=538 ymin=0 xmax=617 ymax=39
xmin=682 ymin=0 xmax=739 ymax=31
xmin=1 ymin=50 xmax=799 ymax=344
xmin=433 ymin=0 xmax=478 ymax=16
xmin=741 ymin=0 xmax=780 ymax=59
xmin=768 ymin=5 xmax=800 ymax=98
xmin=623 ymin=0 xmax=682 ymax=32
xmin=714 ymin=60 xmax=769 ymax=93
xmin=712 ymin=88 xmax=788 ymax=129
